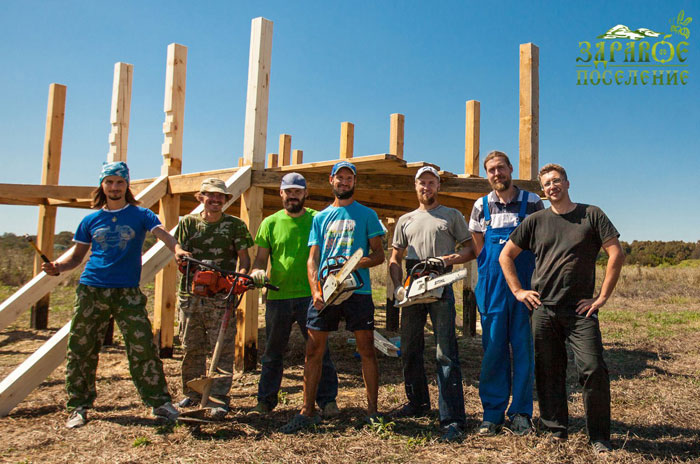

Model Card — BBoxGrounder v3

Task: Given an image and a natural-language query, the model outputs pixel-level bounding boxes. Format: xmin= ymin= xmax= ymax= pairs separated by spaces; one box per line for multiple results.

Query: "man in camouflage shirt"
xmin=175 ymin=178 xmax=253 ymax=419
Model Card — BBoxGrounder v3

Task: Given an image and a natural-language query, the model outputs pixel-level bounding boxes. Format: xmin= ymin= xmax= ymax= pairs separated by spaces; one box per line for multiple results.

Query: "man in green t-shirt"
xmin=249 ymin=173 xmax=339 ymax=416
xmin=175 ymin=178 xmax=253 ymax=419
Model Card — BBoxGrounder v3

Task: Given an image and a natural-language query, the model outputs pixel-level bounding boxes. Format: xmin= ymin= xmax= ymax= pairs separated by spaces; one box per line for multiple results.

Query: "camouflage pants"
xmin=179 ymin=295 xmax=236 ymax=403
xmin=65 ymin=284 xmax=171 ymax=411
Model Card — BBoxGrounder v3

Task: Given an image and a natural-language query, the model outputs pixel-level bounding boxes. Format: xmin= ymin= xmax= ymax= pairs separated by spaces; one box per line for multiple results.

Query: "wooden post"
xmin=340 ymin=122 xmax=354 ymax=159
xmin=237 ymin=17 xmax=273 ymax=372
xmin=389 ymin=113 xmax=404 ymax=159
xmin=267 ymin=153 xmax=278 ymax=168
xmin=519 ymin=43 xmax=539 ymax=180
xmin=465 ymin=100 xmax=480 ymax=177
xmin=31 ymin=83 xmax=66 ymax=329
xmin=153 ymin=43 xmax=187 ymax=358
xmin=279 ymin=134 xmax=291 ymax=166
xmin=462 ymin=261 xmax=478 ymax=337
xmin=292 ymin=149 xmax=303 ymax=165
xmin=107 ymin=62 xmax=133 ymax=162
xmin=384 ymin=218 xmax=399 ymax=331
xmin=238 ymin=157 xmax=245 ymax=167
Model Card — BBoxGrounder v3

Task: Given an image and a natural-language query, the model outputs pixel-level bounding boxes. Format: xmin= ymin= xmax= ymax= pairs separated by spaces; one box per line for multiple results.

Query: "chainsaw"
xmin=318 ymin=248 xmax=364 ymax=309
xmin=177 ymin=256 xmax=278 ymax=422
xmin=396 ymin=257 xmax=467 ymax=307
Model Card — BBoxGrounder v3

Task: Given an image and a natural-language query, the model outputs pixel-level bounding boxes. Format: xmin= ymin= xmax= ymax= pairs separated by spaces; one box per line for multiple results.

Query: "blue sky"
xmin=1 ymin=0 xmax=698 ymax=241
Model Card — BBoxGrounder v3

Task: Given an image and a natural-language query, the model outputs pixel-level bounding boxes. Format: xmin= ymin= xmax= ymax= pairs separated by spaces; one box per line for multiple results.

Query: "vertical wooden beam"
xmin=384 ymin=218 xmax=399 ymax=332
xmin=465 ymin=100 xmax=480 ymax=176
xmin=267 ymin=153 xmax=278 ymax=168
xmin=279 ymin=134 xmax=291 ymax=166
xmin=237 ymin=17 xmax=273 ymax=372
xmin=107 ymin=62 xmax=133 ymax=162
xmin=292 ymin=149 xmax=303 ymax=165
xmin=153 ymin=43 xmax=187 ymax=358
xmin=238 ymin=157 xmax=245 ymax=167
xmin=519 ymin=43 xmax=539 ymax=180
xmin=31 ymin=84 xmax=66 ymax=329
xmin=462 ymin=261 xmax=478 ymax=337
xmin=340 ymin=122 xmax=354 ymax=159
xmin=389 ymin=113 xmax=404 ymax=159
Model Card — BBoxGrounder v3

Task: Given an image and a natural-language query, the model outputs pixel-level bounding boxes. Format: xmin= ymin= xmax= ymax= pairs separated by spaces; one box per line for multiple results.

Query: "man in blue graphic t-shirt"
xmin=281 ymin=161 xmax=386 ymax=433
xmin=42 ymin=161 xmax=189 ymax=429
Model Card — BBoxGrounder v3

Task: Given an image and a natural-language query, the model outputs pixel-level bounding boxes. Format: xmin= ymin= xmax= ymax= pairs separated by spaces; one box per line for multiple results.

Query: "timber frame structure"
xmin=0 ymin=17 xmax=541 ymax=416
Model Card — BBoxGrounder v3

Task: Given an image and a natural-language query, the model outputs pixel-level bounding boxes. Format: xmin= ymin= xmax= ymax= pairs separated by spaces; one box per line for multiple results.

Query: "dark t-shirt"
xmin=509 ymin=204 xmax=619 ymax=305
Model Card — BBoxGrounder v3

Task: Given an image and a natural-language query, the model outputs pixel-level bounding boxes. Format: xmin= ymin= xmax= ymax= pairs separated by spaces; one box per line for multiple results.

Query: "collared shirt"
xmin=469 ymin=187 xmax=543 ymax=233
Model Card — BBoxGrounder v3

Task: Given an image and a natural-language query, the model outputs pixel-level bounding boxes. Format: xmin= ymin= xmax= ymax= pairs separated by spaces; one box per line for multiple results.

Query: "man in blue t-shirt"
xmin=42 ymin=161 xmax=189 ymax=429
xmin=281 ymin=161 xmax=386 ymax=433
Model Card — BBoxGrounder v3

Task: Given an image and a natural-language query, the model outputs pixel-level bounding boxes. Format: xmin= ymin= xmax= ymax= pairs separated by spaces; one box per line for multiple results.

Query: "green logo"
xmin=576 ymin=10 xmax=691 ymax=86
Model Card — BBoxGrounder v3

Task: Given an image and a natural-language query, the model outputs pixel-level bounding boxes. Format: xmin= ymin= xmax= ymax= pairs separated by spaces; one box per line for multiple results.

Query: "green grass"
xmin=603 ymin=307 xmax=700 ymax=340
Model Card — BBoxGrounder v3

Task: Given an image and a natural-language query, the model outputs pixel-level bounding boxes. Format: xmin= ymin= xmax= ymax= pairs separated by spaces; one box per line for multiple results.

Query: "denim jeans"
xmin=532 ymin=305 xmax=610 ymax=441
xmin=257 ymin=296 xmax=338 ymax=409
xmin=400 ymin=286 xmax=466 ymax=426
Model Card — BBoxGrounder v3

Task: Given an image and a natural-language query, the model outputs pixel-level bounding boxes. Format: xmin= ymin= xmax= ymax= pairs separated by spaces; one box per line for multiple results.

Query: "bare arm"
xmin=576 ymin=237 xmax=625 ymax=317
xmin=499 ymin=240 xmax=541 ymax=311
xmin=307 ymin=245 xmax=323 ymax=309
xmin=471 ymin=232 xmax=484 ymax=258
xmin=358 ymin=236 xmax=385 ymax=269
xmin=151 ymin=226 xmax=190 ymax=261
xmin=251 ymin=246 xmax=270 ymax=273
xmin=389 ymin=246 xmax=405 ymax=289
xmin=440 ymin=238 xmax=476 ymax=266
xmin=41 ymin=242 xmax=91 ymax=276
xmin=237 ymin=248 xmax=251 ymax=275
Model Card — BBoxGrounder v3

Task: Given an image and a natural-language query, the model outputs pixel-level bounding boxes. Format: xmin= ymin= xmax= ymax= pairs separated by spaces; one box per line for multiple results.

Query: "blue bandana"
xmin=100 ymin=161 xmax=130 ymax=185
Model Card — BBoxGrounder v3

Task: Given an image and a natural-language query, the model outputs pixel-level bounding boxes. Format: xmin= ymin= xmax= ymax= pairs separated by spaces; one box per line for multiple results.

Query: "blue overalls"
xmin=475 ymin=190 xmax=536 ymax=424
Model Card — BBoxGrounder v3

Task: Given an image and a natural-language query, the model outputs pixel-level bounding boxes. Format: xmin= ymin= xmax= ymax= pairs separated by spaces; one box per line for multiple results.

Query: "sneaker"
xmin=477 ymin=420 xmax=503 ymax=436
xmin=279 ymin=413 xmax=321 ymax=434
xmin=388 ymin=402 xmax=430 ymax=419
xmin=439 ymin=422 xmax=464 ymax=443
xmin=178 ymin=397 xmax=199 ymax=408
xmin=321 ymin=401 xmax=340 ymax=419
xmin=251 ymin=402 xmax=272 ymax=415
xmin=66 ymin=407 xmax=87 ymax=429
xmin=592 ymin=440 xmax=612 ymax=454
xmin=209 ymin=405 xmax=230 ymax=421
xmin=506 ymin=414 xmax=533 ymax=436
xmin=152 ymin=402 xmax=179 ymax=421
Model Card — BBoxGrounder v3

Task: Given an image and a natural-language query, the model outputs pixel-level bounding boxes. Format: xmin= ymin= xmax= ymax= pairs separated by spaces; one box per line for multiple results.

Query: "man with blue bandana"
xmin=42 ymin=161 xmax=189 ymax=429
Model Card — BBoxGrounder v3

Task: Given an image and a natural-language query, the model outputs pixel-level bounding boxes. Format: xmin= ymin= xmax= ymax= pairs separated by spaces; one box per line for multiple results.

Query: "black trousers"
xmin=532 ymin=305 xmax=610 ymax=442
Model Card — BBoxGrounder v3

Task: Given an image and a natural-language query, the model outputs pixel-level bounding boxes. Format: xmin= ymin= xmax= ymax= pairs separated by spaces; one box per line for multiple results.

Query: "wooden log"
xmin=243 ymin=18 xmax=273 ymax=170
xmin=107 ymin=62 xmax=133 ymax=162
xmin=32 ymin=83 xmax=67 ymax=329
xmin=389 ymin=113 xmax=404 ymax=159
xmin=465 ymin=100 xmax=480 ymax=177
xmin=340 ymin=122 xmax=354 ymax=159
xmin=237 ymin=17 xmax=273 ymax=372
xmin=519 ymin=43 xmax=539 ymax=180
xmin=292 ymin=149 xmax=303 ymax=165
xmin=267 ymin=153 xmax=278 ymax=168
xmin=153 ymin=43 xmax=187 ymax=358
xmin=279 ymin=134 xmax=291 ymax=166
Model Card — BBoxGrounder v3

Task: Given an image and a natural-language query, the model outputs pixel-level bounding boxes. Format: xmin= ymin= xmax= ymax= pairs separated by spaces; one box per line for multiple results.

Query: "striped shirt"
xmin=469 ymin=187 xmax=544 ymax=233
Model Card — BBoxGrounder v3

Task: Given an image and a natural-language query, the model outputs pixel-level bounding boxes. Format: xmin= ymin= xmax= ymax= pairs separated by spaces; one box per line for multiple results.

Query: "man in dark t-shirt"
xmin=499 ymin=163 xmax=625 ymax=454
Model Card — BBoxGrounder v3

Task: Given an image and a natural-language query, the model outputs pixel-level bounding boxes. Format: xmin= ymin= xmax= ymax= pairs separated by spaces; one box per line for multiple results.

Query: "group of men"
xmin=42 ymin=151 xmax=623 ymax=453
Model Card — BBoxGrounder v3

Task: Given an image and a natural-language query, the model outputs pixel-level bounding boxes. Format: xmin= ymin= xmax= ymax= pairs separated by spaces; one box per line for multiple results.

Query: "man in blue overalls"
xmin=468 ymin=151 xmax=543 ymax=436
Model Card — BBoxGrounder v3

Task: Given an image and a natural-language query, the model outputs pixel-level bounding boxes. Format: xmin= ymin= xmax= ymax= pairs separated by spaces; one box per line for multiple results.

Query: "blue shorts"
xmin=307 ymin=293 xmax=375 ymax=332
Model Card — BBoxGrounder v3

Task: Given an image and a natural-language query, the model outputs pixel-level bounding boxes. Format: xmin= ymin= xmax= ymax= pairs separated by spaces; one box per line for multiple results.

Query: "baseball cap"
xmin=280 ymin=172 xmax=307 ymax=190
xmin=415 ymin=166 xmax=440 ymax=181
xmin=199 ymin=178 xmax=231 ymax=197
xmin=330 ymin=161 xmax=357 ymax=176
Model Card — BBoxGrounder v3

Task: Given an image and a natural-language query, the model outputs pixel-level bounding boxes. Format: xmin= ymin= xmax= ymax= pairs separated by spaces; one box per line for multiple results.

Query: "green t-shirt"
xmin=255 ymin=208 xmax=316 ymax=300
xmin=176 ymin=213 xmax=254 ymax=294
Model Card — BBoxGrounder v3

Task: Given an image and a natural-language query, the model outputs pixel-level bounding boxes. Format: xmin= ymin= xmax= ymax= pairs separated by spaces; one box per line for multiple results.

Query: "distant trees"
xmin=597 ymin=240 xmax=700 ymax=266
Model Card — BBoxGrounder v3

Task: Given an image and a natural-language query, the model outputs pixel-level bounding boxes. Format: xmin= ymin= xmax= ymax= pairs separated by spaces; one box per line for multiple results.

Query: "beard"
xmin=333 ymin=186 xmax=354 ymax=200
xmin=489 ymin=177 xmax=511 ymax=192
xmin=107 ymin=193 xmax=123 ymax=201
xmin=283 ymin=196 xmax=305 ymax=213
xmin=417 ymin=193 xmax=436 ymax=206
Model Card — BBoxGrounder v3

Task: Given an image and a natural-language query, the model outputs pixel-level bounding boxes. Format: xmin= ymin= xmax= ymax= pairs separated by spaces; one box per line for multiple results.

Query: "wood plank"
xmin=340 ymin=122 xmax=354 ymax=159
xmin=292 ymin=149 xmax=303 ymax=165
xmin=267 ymin=153 xmax=278 ymax=168
xmin=465 ymin=100 xmax=480 ymax=176
xmin=519 ymin=43 xmax=539 ymax=180
xmin=279 ymin=134 xmax=291 ymax=166
xmin=389 ymin=113 xmax=404 ymax=159
xmin=32 ymin=83 xmax=67 ymax=329
xmin=267 ymin=153 xmax=404 ymax=172
xmin=243 ymin=17 xmax=273 ymax=170
xmin=153 ymin=43 xmax=187 ymax=358
xmin=107 ymin=62 xmax=133 ymax=163
xmin=0 ymin=184 xmax=93 ymax=203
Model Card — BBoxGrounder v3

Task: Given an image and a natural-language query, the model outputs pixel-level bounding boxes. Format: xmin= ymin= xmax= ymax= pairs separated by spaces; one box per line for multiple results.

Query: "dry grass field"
xmin=1 ymin=259 xmax=699 ymax=463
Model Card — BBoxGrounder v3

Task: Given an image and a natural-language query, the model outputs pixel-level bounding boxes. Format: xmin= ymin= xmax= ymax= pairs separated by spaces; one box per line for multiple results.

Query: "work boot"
xmin=152 ymin=402 xmax=179 ymax=421
xmin=506 ymin=414 xmax=534 ymax=436
xmin=321 ymin=401 xmax=340 ymax=419
xmin=477 ymin=420 xmax=503 ymax=436
xmin=388 ymin=402 xmax=430 ymax=419
xmin=250 ymin=402 xmax=272 ymax=415
xmin=66 ymin=407 xmax=87 ymax=429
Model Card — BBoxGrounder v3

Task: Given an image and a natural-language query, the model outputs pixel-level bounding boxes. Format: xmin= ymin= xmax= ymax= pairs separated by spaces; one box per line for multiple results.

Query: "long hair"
xmin=90 ymin=185 xmax=140 ymax=209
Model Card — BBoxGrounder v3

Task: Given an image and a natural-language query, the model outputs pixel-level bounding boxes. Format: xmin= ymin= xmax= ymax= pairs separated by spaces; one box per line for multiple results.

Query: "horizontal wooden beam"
xmin=0 ymin=184 xmax=94 ymax=203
